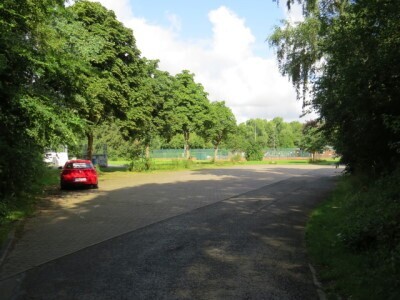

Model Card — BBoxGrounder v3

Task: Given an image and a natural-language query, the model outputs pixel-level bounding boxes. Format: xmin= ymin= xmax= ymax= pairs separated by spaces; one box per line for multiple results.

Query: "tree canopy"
xmin=65 ymin=0 xmax=144 ymax=159
xmin=270 ymin=0 xmax=400 ymax=174
xmin=170 ymin=70 xmax=210 ymax=158
xmin=205 ymin=101 xmax=237 ymax=160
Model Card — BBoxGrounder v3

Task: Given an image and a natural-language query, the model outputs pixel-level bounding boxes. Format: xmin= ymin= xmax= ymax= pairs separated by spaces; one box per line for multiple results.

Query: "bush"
xmin=244 ymin=142 xmax=264 ymax=161
xmin=0 ymin=135 xmax=47 ymax=220
xmin=339 ymin=170 xmax=400 ymax=252
xmin=128 ymin=157 xmax=153 ymax=172
xmin=230 ymin=153 xmax=242 ymax=163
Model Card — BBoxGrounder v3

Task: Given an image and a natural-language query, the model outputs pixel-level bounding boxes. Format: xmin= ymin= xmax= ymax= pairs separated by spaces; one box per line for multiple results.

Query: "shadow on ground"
xmin=0 ymin=166 xmax=338 ymax=299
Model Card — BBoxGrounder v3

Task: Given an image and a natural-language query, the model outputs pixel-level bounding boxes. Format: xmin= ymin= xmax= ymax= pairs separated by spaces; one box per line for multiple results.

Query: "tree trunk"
xmin=145 ymin=144 xmax=150 ymax=159
xmin=214 ymin=145 xmax=219 ymax=161
xmin=87 ymin=132 xmax=94 ymax=161
xmin=184 ymin=131 xmax=190 ymax=159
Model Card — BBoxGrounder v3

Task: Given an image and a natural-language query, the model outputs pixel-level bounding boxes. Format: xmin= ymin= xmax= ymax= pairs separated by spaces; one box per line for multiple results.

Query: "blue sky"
xmin=127 ymin=0 xmax=285 ymax=57
xmin=90 ymin=0 xmax=310 ymax=123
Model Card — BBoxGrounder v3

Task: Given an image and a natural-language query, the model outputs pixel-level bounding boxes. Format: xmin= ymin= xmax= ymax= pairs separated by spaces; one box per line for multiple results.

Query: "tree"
xmin=300 ymin=120 xmax=326 ymax=161
xmin=0 ymin=0 xmax=85 ymax=201
xmin=289 ymin=121 xmax=303 ymax=147
xmin=66 ymin=1 xmax=143 ymax=160
xmin=171 ymin=70 xmax=210 ymax=159
xmin=270 ymin=0 xmax=400 ymax=174
xmin=205 ymin=101 xmax=237 ymax=161
xmin=271 ymin=117 xmax=296 ymax=148
xmin=244 ymin=141 xmax=264 ymax=161
xmin=125 ymin=59 xmax=176 ymax=158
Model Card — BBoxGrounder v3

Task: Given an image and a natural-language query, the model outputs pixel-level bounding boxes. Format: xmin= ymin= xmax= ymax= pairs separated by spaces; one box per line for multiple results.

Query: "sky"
xmin=87 ymin=0 xmax=310 ymax=124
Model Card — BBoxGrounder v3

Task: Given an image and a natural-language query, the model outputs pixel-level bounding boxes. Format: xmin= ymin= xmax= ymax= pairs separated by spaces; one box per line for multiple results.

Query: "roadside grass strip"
xmin=306 ymin=172 xmax=400 ymax=299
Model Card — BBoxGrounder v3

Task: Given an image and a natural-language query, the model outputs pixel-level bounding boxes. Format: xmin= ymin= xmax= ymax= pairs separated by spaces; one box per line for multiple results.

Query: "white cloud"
xmin=89 ymin=1 xmax=310 ymax=123
xmin=165 ymin=12 xmax=182 ymax=32
xmin=209 ymin=7 xmax=254 ymax=62
xmin=282 ymin=1 xmax=304 ymax=25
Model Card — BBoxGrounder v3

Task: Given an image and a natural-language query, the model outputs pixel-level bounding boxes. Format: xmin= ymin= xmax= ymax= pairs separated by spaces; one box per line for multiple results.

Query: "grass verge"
xmin=105 ymin=158 xmax=337 ymax=173
xmin=0 ymin=167 xmax=60 ymax=247
xmin=306 ymin=170 xmax=400 ymax=299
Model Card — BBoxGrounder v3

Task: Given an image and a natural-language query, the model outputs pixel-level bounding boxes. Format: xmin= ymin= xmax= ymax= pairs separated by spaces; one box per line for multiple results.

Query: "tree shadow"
xmin=0 ymin=166 xmax=338 ymax=299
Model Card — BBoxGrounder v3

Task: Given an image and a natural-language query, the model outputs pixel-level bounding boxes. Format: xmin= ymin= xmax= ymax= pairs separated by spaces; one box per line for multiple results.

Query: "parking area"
xmin=0 ymin=165 xmax=338 ymax=280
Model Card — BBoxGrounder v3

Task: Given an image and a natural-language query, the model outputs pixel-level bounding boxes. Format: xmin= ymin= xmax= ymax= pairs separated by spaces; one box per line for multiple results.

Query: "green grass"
xmin=105 ymin=158 xmax=337 ymax=172
xmin=306 ymin=172 xmax=400 ymax=299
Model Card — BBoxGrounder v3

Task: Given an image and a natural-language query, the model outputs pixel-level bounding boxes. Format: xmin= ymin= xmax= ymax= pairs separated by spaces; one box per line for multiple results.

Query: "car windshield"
xmin=66 ymin=162 xmax=93 ymax=169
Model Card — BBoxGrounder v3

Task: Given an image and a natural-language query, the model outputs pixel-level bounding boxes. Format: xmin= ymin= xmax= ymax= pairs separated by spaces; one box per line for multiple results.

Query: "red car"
xmin=60 ymin=160 xmax=98 ymax=189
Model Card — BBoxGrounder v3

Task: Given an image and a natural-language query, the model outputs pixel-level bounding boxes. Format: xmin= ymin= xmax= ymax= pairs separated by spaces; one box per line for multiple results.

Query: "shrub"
xmin=339 ymin=170 xmax=400 ymax=252
xmin=244 ymin=142 xmax=264 ymax=161
xmin=230 ymin=153 xmax=242 ymax=163
xmin=128 ymin=157 xmax=153 ymax=172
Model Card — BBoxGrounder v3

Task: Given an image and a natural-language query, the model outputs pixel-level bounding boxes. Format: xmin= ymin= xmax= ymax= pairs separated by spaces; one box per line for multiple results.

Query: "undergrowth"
xmin=306 ymin=168 xmax=400 ymax=299
xmin=0 ymin=166 xmax=60 ymax=246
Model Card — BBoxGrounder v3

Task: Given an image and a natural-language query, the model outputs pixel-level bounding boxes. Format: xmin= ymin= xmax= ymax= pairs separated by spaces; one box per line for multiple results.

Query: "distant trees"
xmin=205 ymin=101 xmax=237 ymax=160
xmin=223 ymin=118 xmax=304 ymax=153
xmin=124 ymin=59 xmax=175 ymax=158
xmin=300 ymin=120 xmax=326 ymax=161
xmin=170 ymin=70 xmax=210 ymax=158
xmin=0 ymin=0 xmax=333 ymax=211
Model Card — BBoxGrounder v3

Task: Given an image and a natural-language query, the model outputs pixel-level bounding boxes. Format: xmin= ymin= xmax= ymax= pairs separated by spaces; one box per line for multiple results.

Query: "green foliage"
xmin=269 ymin=16 xmax=322 ymax=101
xmin=228 ymin=118 xmax=303 ymax=152
xmin=244 ymin=142 xmax=264 ymax=161
xmin=0 ymin=0 xmax=82 ymax=213
xmin=307 ymin=170 xmax=400 ymax=299
xmin=128 ymin=158 xmax=153 ymax=172
xmin=171 ymin=70 xmax=211 ymax=158
xmin=124 ymin=59 xmax=176 ymax=155
xmin=127 ymin=140 xmax=152 ymax=172
xmin=66 ymin=0 xmax=144 ymax=159
xmin=270 ymin=0 xmax=400 ymax=174
xmin=300 ymin=119 xmax=326 ymax=160
xmin=0 ymin=137 xmax=46 ymax=206
xmin=289 ymin=121 xmax=303 ymax=147
xmin=230 ymin=153 xmax=243 ymax=163
xmin=92 ymin=121 xmax=132 ymax=160
xmin=339 ymin=170 xmax=400 ymax=253
xmin=205 ymin=101 xmax=237 ymax=160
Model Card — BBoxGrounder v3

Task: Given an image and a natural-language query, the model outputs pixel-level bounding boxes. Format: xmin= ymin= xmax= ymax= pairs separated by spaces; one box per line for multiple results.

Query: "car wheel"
xmin=60 ymin=183 xmax=67 ymax=190
xmin=92 ymin=184 xmax=98 ymax=189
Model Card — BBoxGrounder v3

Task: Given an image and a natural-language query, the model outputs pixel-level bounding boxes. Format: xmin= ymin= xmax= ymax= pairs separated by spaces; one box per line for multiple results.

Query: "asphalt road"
xmin=0 ymin=165 xmax=338 ymax=299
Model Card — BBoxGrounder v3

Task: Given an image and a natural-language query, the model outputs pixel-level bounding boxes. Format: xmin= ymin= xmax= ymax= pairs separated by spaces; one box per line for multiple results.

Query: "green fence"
xmin=149 ymin=148 xmax=310 ymax=160
xmin=151 ymin=149 xmax=230 ymax=160
xmin=263 ymin=148 xmax=311 ymax=158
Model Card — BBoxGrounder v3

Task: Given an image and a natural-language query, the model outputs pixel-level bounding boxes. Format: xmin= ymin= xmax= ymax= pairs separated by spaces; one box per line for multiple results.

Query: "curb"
xmin=309 ymin=263 xmax=327 ymax=300
xmin=0 ymin=222 xmax=19 ymax=269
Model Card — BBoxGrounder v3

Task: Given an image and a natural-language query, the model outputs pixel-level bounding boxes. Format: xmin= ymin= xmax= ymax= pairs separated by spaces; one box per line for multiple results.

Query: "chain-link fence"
xmin=263 ymin=148 xmax=311 ymax=158
xmin=150 ymin=148 xmax=311 ymax=160
xmin=151 ymin=149 xmax=231 ymax=160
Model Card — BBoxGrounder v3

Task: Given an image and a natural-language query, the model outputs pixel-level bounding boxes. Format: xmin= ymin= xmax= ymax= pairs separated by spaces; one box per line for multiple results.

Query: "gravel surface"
xmin=0 ymin=165 xmax=339 ymax=299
